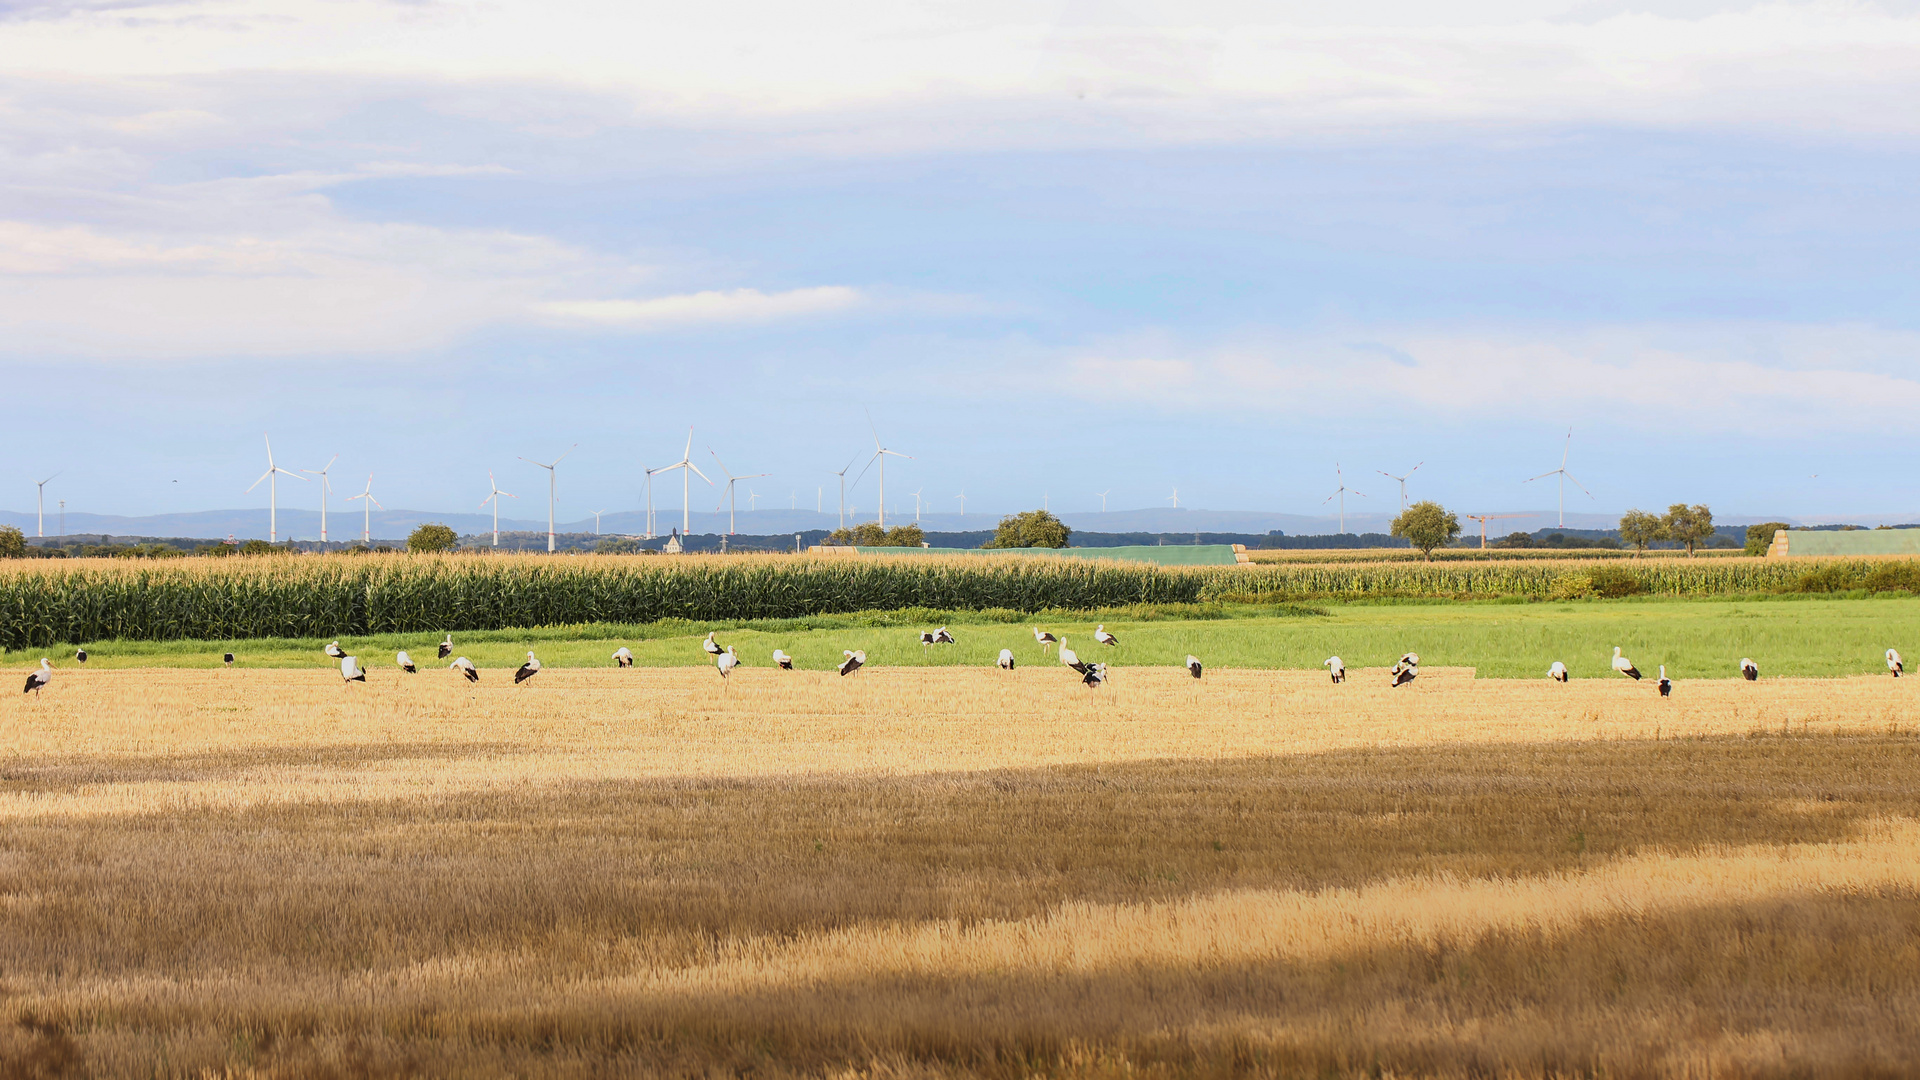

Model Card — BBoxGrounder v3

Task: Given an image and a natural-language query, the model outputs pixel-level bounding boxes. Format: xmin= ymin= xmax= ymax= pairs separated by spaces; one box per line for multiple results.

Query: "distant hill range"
xmin=0 ymin=505 xmax=1853 ymax=544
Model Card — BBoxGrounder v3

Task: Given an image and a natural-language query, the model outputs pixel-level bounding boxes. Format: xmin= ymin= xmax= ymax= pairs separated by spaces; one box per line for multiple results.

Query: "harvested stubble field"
xmin=1 ymin=666 xmax=1917 ymax=1078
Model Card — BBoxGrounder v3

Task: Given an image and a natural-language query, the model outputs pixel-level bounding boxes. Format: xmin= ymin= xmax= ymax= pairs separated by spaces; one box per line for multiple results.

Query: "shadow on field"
xmin=0 ymin=741 xmax=533 ymax=795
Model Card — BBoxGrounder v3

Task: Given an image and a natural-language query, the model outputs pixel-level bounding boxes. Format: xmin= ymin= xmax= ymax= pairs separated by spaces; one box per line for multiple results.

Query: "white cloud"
xmin=534 ymin=287 xmax=865 ymax=329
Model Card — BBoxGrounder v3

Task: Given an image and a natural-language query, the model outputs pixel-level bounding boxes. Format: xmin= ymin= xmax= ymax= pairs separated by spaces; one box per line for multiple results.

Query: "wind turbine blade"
xmin=1409 ymin=462 xmax=1423 ymax=474
xmin=866 ymin=407 xmax=881 ymax=450
xmin=1562 ymin=471 xmax=1595 ymax=498
xmin=1322 ymin=492 xmax=1338 ymax=505
xmin=743 ymin=472 xmax=770 ymax=480
xmin=1523 ymin=470 xmax=1558 ymax=483
xmin=686 ymin=462 xmax=713 ymax=485
xmin=1350 ymin=489 xmax=1368 ymax=498
xmin=708 ymin=447 xmax=733 ymax=478
xmin=1376 ymin=471 xmax=1396 ymax=480
xmin=280 ymin=470 xmax=310 ymax=482
xmin=245 ymin=469 xmax=273 ymax=493
xmin=850 ymin=453 xmax=878 ymax=491
xmin=368 ymin=496 xmax=383 ymax=509
xmin=883 ymin=449 xmax=914 ymax=460
xmin=554 ymin=444 xmax=576 ymax=466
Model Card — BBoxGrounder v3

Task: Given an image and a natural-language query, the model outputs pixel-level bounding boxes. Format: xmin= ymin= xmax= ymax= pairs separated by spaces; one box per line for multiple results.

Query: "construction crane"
xmin=1464 ymin=513 xmax=1536 ymax=549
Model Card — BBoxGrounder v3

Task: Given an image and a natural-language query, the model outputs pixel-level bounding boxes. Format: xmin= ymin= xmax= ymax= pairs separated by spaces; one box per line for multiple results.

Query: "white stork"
xmin=23 ymin=658 xmax=52 ymax=696
xmin=1391 ymin=657 xmax=1417 ymax=687
xmin=325 ymin=640 xmax=346 ymax=659
xmin=1324 ymin=656 xmax=1345 ymax=683
xmin=223 ymin=652 xmax=235 ymax=668
xmin=340 ymin=655 xmax=366 ymax=683
xmin=934 ymin=627 xmax=955 ymax=645
xmin=1094 ymin=625 xmax=1119 ymax=647
xmin=1058 ymin=638 xmax=1091 ymax=675
xmin=716 ymin=646 xmax=738 ymax=679
xmin=773 ymin=649 xmax=794 ymax=670
xmin=1033 ymin=627 xmax=1057 ymax=653
xmin=837 ymin=649 xmax=865 ymax=677
xmin=75 ymin=648 xmax=87 ymax=664
xmin=702 ymin=632 xmax=723 ymax=657
xmin=612 ymin=647 xmax=634 ymax=668
xmin=1082 ymin=662 xmax=1107 ymax=689
xmin=1399 ymin=651 xmax=1420 ymax=668
xmin=919 ymin=630 xmax=936 ymax=647
xmin=397 ymin=650 xmax=416 ymax=673
xmin=437 ymin=634 xmax=454 ymax=660
xmin=1657 ymin=665 xmax=1671 ymax=697
xmin=1548 ymin=661 xmax=1568 ymax=683
xmin=1186 ymin=654 xmax=1203 ymax=679
xmin=1888 ymin=648 xmax=1904 ymax=677
xmin=450 ymin=656 xmax=479 ymax=683
xmin=1612 ymin=647 xmax=1641 ymax=680
xmin=514 ymin=651 xmax=541 ymax=685
xmin=997 ymin=648 xmax=1015 ymax=671
xmin=1739 ymin=657 xmax=1758 ymax=681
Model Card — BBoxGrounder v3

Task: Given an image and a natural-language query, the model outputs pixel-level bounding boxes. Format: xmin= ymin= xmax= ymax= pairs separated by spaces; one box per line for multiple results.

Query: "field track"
xmin=1 ymin=669 xmax=1917 ymax=1077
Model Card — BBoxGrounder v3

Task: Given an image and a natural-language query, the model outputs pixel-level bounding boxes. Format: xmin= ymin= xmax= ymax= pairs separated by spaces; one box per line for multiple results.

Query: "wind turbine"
xmin=592 ymin=509 xmax=606 ymax=535
xmin=344 ymin=474 xmax=383 ymax=544
xmin=33 ymin=472 xmax=59 ymax=538
xmin=244 ymin=434 xmax=307 ymax=544
xmin=1096 ymin=489 xmax=1110 ymax=512
xmin=1524 ymin=428 xmax=1593 ymax=528
xmin=1322 ymin=463 xmax=1367 ymax=534
xmin=911 ymin=488 xmax=923 ymax=523
xmin=749 ymin=490 xmax=761 ymax=511
xmin=1169 ymin=487 xmax=1179 ymax=509
xmin=829 ymin=455 xmax=857 ymax=529
xmin=1376 ymin=462 xmax=1423 ymax=512
xmin=301 ymin=454 xmax=339 ymax=544
xmin=640 ymin=463 xmax=657 ymax=538
xmin=708 ymin=447 xmax=769 ymax=535
xmin=653 ymin=428 xmax=712 ymax=537
xmin=480 ymin=471 xmax=518 ymax=547
xmin=954 ymin=491 xmax=966 ymax=516
xmin=518 ymin=444 xmax=576 ymax=553
xmin=851 ymin=413 xmax=911 ymax=528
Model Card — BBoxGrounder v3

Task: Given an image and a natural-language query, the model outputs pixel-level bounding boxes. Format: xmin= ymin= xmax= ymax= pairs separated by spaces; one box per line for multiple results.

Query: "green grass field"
xmin=12 ymin=595 xmax=1920 ymax=680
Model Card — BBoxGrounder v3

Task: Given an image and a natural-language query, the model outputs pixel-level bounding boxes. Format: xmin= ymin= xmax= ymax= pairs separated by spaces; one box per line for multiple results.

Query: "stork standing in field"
xmin=1033 ymin=627 xmax=1057 ymax=653
xmin=702 ymin=632 xmax=723 ymax=658
xmin=919 ymin=630 xmax=936 ymax=648
xmin=1740 ymin=657 xmax=1759 ymax=681
xmin=1399 ymin=652 xmax=1420 ymax=668
xmin=397 ymin=650 xmax=416 ymax=673
xmin=612 ymin=647 xmax=633 ymax=668
xmin=223 ymin=653 xmax=235 ymax=668
xmin=716 ymin=646 xmax=738 ymax=679
xmin=1094 ymin=625 xmax=1119 ymax=647
xmin=934 ymin=627 xmax=955 ymax=645
xmin=1058 ymin=638 xmax=1091 ymax=676
xmin=1082 ymin=662 xmax=1107 ymax=689
xmin=437 ymin=634 xmax=453 ymax=660
xmin=1658 ymin=665 xmax=1672 ymax=697
xmin=450 ymin=656 xmax=479 ymax=683
xmin=1548 ymin=661 xmax=1568 ymax=683
xmin=1391 ymin=657 xmax=1417 ymax=687
xmin=1186 ymin=655 xmax=1203 ymax=679
xmin=838 ymin=650 xmax=865 ymax=677
xmin=1612 ymin=647 xmax=1641 ymax=680
xmin=23 ymin=659 xmax=51 ymax=695
xmin=1889 ymin=648 xmax=1904 ymax=677
xmin=773 ymin=649 xmax=793 ymax=670
xmin=325 ymin=640 xmax=346 ymax=660
xmin=1325 ymin=656 xmax=1345 ymax=683
xmin=340 ymin=655 xmax=366 ymax=683
xmin=514 ymin=651 xmax=541 ymax=685
xmin=75 ymin=648 xmax=87 ymax=665
xmin=998 ymin=648 xmax=1016 ymax=671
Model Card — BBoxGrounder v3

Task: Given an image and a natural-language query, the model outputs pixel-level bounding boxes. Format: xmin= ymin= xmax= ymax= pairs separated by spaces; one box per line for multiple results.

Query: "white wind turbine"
xmin=911 ymin=488 xmax=923 ymax=523
xmin=1322 ymin=463 xmax=1367 ymax=534
xmin=708 ymin=447 xmax=769 ymax=535
xmin=829 ymin=454 xmax=858 ymax=530
xmin=1376 ymin=462 xmax=1423 ymax=512
xmin=344 ymin=474 xmax=383 ymax=544
xmin=640 ymin=463 xmax=657 ymax=538
xmin=301 ymin=454 xmax=339 ymax=544
xmin=1168 ymin=487 xmax=1179 ymax=509
xmin=1524 ymin=428 xmax=1593 ymax=528
xmin=592 ymin=509 xmax=606 ymax=535
xmin=852 ymin=413 xmax=911 ymax=528
xmin=33 ymin=472 xmax=59 ymax=538
xmin=244 ymin=434 xmax=307 ymax=544
xmin=749 ymin=490 xmax=762 ymax=511
xmin=518 ymin=444 xmax=576 ymax=553
xmin=1096 ymin=489 xmax=1110 ymax=512
xmin=954 ymin=491 xmax=966 ymax=517
xmin=480 ymin=471 xmax=518 ymax=547
xmin=653 ymin=428 xmax=712 ymax=537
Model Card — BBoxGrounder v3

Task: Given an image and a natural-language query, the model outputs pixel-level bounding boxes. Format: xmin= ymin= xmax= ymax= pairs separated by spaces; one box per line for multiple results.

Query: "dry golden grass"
xmin=0 ymin=666 xmax=1917 ymax=1078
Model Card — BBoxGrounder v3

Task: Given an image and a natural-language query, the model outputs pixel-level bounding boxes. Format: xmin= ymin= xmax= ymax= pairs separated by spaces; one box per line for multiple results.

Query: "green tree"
xmin=882 ymin=523 xmax=925 ymax=547
xmin=1662 ymin=503 xmax=1714 ymax=556
xmin=0 ymin=525 xmax=25 ymax=559
xmin=1390 ymin=501 xmax=1460 ymax=561
xmin=1618 ymin=509 xmax=1667 ymax=555
xmin=238 ymin=539 xmax=279 ymax=556
xmin=984 ymin=509 xmax=1071 ymax=549
xmin=407 ymin=523 xmax=459 ymax=553
xmin=1745 ymin=521 xmax=1792 ymax=557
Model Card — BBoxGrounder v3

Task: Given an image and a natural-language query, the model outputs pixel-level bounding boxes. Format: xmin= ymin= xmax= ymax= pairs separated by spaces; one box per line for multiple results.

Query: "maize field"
xmin=3 ymin=553 xmax=1918 ymax=649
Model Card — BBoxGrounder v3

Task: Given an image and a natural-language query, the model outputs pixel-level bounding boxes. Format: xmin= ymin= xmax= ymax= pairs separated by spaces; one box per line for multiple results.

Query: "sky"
xmin=5 ymin=0 xmax=1920 ymax=525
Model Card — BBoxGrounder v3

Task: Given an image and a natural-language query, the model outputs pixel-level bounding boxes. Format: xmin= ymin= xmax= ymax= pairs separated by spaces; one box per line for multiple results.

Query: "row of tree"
xmin=1384 ymin=502 xmax=1735 ymax=559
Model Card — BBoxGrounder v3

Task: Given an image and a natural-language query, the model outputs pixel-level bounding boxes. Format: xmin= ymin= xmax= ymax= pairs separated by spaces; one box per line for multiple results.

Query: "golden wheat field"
xmin=1 ymin=665 xmax=1917 ymax=1078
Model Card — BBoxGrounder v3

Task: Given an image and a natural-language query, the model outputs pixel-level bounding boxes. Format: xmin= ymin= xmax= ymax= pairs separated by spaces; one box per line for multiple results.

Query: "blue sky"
xmin=5 ymin=0 xmax=1920 ymax=524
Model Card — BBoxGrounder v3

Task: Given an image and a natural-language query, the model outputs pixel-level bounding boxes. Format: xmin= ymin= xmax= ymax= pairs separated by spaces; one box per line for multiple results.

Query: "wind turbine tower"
xmin=33 ymin=473 xmax=58 ymax=538
xmin=653 ymin=428 xmax=712 ymax=537
xmin=1524 ymin=429 xmax=1593 ymax=528
xmin=345 ymin=475 xmax=383 ymax=544
xmin=244 ymin=434 xmax=307 ymax=544
xmin=518 ymin=444 xmax=576 ymax=553
xmin=302 ymin=454 xmax=339 ymax=544
xmin=1322 ymin=463 xmax=1367 ymax=535
xmin=1376 ymin=462 xmax=1423 ymax=512
xmin=853 ymin=414 xmax=912 ymax=528
xmin=708 ymin=447 xmax=768 ymax=535
xmin=830 ymin=455 xmax=857 ymax=529
xmin=1096 ymin=489 xmax=1110 ymax=512
xmin=480 ymin=471 xmax=518 ymax=547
